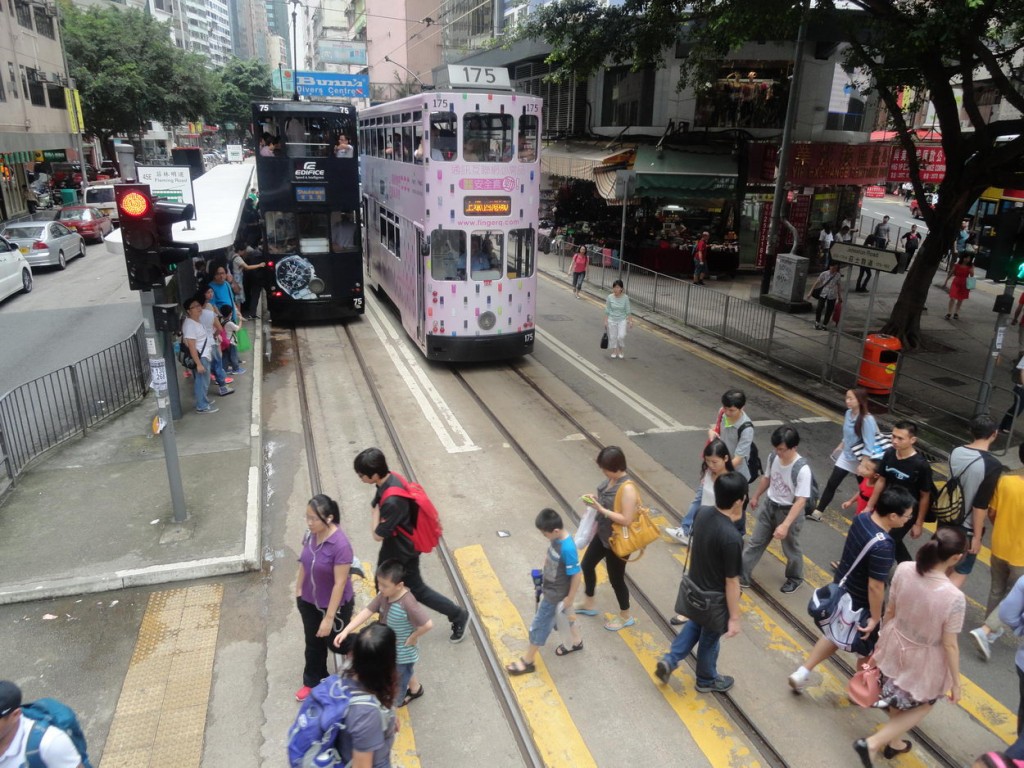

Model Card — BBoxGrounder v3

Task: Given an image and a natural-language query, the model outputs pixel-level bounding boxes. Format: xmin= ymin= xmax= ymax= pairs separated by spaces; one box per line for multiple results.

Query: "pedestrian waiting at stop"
xmin=181 ymin=296 xmax=218 ymax=414
xmin=198 ymin=285 xmax=234 ymax=398
xmin=334 ymin=560 xmax=432 ymax=707
xmin=217 ymin=304 xmax=245 ymax=375
xmin=851 ymin=527 xmax=966 ymax=768
xmin=807 ymin=263 xmax=843 ymax=331
xmin=505 ymin=508 xmax=584 ymax=675
xmin=741 ymin=426 xmax=812 ymax=593
xmin=806 ymin=388 xmax=878 ymax=521
xmin=294 ymin=494 xmax=357 ymax=703
xmin=576 ymin=446 xmax=638 ymax=631
xmin=654 ymin=472 xmax=746 ymax=693
xmin=789 ymin=486 xmax=909 ymax=695
xmin=946 ymin=253 xmax=976 ymax=320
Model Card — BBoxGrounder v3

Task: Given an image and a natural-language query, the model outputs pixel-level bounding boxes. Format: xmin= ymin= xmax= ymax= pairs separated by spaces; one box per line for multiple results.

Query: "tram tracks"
xmin=499 ymin=362 xmax=962 ymax=768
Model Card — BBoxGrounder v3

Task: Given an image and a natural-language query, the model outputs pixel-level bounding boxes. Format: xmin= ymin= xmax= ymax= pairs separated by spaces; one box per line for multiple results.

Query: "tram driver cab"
xmin=470 ymin=233 xmax=502 ymax=280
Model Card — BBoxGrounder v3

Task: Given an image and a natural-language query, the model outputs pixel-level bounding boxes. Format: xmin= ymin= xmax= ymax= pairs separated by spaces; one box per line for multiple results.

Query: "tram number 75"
xmin=353 ymin=298 xmax=364 ymax=309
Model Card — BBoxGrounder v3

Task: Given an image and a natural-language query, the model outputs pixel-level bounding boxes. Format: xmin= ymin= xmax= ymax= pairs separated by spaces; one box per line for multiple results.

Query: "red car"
xmin=57 ymin=205 xmax=114 ymax=243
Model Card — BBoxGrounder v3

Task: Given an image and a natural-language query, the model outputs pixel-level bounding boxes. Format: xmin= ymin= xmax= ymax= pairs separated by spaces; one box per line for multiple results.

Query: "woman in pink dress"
xmin=947 ymin=254 xmax=975 ymax=320
xmin=853 ymin=526 xmax=966 ymax=767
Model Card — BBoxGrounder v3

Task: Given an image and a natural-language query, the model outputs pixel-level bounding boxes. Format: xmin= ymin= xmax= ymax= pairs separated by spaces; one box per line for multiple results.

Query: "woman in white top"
xmin=808 ymin=263 xmax=843 ymax=330
xmin=807 ymin=388 xmax=877 ymax=521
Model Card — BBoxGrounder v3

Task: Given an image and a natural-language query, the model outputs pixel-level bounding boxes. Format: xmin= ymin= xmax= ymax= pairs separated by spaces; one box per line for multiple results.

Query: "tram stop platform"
xmin=0 ymin=319 xmax=264 ymax=604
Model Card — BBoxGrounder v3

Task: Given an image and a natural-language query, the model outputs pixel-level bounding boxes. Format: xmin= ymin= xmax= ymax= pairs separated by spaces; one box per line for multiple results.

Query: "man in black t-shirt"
xmin=655 ymin=473 xmax=745 ymax=694
xmin=865 ymin=421 xmax=933 ymax=562
xmin=788 ymin=486 xmax=912 ymax=693
xmin=354 ymin=447 xmax=470 ymax=643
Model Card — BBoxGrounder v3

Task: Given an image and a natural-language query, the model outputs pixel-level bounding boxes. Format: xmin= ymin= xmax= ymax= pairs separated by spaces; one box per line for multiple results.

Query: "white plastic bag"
xmin=574 ymin=507 xmax=598 ymax=550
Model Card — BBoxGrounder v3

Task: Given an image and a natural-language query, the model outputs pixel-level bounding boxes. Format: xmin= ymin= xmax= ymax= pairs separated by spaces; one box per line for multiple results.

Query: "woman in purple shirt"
xmin=294 ymin=494 xmax=355 ymax=702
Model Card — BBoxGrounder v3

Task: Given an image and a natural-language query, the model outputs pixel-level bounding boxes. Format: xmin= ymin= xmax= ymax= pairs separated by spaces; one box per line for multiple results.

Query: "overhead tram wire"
xmin=366 ymin=0 xmax=492 ymax=73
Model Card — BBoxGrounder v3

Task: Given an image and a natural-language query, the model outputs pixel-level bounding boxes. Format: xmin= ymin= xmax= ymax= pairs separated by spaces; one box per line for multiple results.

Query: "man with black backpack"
xmin=945 ymin=415 xmax=1003 ymax=591
xmin=0 ymin=680 xmax=89 ymax=767
xmin=353 ymin=448 xmax=470 ymax=643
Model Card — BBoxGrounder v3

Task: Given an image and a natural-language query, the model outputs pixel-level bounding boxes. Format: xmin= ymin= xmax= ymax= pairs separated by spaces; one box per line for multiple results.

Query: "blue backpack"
xmin=22 ymin=699 xmax=93 ymax=768
xmin=287 ymin=676 xmax=390 ymax=767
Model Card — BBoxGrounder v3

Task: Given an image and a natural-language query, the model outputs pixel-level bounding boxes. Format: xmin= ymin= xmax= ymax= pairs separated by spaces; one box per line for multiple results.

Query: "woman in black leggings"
xmin=577 ymin=446 xmax=638 ymax=631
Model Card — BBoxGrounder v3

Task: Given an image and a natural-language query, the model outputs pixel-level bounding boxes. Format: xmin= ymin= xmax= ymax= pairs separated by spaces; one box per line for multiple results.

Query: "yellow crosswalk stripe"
xmin=454 ymin=544 xmax=597 ymax=768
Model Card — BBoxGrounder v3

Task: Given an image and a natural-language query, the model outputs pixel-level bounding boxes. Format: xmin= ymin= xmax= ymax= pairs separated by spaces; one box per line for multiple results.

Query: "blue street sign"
xmin=294 ymin=72 xmax=369 ymax=99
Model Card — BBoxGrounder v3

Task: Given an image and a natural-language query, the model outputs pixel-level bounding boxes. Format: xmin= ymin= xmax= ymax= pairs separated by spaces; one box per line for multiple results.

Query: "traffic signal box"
xmin=115 ymin=184 xmax=197 ymax=291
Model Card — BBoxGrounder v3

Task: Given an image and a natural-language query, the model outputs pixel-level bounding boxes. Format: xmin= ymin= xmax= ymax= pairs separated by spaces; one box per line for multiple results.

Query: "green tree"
xmin=210 ymin=58 xmax=273 ymax=142
xmin=512 ymin=0 xmax=1024 ymax=347
xmin=60 ymin=2 xmax=214 ymax=158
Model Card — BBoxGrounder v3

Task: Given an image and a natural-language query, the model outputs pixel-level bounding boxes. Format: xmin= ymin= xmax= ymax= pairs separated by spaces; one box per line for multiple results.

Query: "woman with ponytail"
xmin=808 ymin=388 xmax=878 ymax=521
xmin=852 ymin=527 xmax=967 ymax=767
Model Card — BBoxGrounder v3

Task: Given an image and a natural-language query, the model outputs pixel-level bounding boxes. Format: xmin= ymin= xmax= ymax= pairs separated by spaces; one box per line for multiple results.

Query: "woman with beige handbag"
xmin=576 ymin=446 xmax=639 ymax=631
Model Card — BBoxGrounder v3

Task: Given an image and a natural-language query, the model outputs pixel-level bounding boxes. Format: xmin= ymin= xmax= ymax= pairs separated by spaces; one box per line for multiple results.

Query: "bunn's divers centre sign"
xmin=295 ymin=72 xmax=369 ymax=99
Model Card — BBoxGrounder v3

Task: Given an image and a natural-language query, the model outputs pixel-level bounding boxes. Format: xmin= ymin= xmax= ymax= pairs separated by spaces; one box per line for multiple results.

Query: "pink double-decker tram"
xmin=358 ymin=66 xmax=540 ymax=362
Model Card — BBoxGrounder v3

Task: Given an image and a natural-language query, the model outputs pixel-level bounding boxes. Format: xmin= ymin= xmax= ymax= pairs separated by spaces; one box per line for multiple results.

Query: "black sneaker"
xmin=780 ymin=579 xmax=802 ymax=594
xmin=654 ymin=660 xmax=672 ymax=685
xmin=695 ymin=675 xmax=734 ymax=693
xmin=449 ymin=608 xmax=470 ymax=643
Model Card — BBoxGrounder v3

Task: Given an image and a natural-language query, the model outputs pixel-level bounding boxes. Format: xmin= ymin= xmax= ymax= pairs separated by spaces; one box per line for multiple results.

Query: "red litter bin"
xmin=858 ymin=334 xmax=902 ymax=395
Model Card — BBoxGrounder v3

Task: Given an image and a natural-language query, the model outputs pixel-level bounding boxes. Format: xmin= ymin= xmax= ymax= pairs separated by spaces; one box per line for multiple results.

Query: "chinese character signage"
xmin=136 ymin=165 xmax=196 ymax=208
xmin=747 ymin=143 xmax=894 ymax=186
xmin=886 ymin=145 xmax=946 ymax=183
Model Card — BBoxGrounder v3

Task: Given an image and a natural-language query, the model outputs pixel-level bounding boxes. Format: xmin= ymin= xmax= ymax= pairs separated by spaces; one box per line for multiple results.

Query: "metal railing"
xmin=0 ymin=325 xmax=148 ymax=490
xmin=557 ymin=246 xmax=1016 ymax=453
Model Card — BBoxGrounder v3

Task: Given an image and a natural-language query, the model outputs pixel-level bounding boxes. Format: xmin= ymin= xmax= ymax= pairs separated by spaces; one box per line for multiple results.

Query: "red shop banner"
xmin=886 ymin=145 xmax=946 ymax=183
xmin=747 ymin=143 xmax=893 ymax=186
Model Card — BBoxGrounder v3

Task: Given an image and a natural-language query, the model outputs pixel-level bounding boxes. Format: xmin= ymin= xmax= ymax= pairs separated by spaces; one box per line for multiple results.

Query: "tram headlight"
xmin=478 ymin=311 xmax=496 ymax=331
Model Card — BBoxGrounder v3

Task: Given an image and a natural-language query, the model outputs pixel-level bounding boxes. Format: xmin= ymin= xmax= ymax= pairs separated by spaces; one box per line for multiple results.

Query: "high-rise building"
xmin=440 ymin=0 xmax=496 ymax=63
xmin=265 ymin=0 xmax=290 ymax=67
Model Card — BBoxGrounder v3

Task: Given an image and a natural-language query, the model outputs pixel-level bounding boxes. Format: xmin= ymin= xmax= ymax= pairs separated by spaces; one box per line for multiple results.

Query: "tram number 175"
xmin=524 ymin=332 xmax=534 ymax=343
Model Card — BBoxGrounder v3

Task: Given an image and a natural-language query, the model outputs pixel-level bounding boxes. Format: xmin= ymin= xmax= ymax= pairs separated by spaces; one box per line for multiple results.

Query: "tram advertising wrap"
xmin=251 ymin=100 xmax=364 ymax=323
xmin=358 ymin=81 xmax=540 ymax=362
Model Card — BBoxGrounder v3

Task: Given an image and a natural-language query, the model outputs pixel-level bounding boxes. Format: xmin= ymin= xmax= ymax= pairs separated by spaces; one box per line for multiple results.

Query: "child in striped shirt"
xmin=335 ymin=559 xmax=433 ymax=707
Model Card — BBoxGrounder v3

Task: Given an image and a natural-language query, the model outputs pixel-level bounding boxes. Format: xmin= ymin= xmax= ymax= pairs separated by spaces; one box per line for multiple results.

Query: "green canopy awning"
xmin=633 ymin=146 xmax=737 ymax=199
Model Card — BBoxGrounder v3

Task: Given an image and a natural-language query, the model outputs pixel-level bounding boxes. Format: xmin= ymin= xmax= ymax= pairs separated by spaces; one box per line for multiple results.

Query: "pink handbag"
xmin=847 ymin=658 xmax=881 ymax=707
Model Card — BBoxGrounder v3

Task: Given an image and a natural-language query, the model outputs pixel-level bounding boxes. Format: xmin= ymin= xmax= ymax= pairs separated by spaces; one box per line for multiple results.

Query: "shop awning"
xmin=633 ymin=146 xmax=737 ymax=199
xmin=541 ymin=142 xmax=634 ymax=182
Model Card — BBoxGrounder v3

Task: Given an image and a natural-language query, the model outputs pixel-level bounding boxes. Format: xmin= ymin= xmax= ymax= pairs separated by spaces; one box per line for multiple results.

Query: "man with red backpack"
xmin=353 ymin=448 xmax=470 ymax=643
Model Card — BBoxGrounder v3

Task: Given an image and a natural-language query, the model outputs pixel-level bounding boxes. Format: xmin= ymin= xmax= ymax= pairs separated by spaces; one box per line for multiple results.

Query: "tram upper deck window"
xmin=518 ymin=115 xmax=538 ymax=163
xmin=463 ymin=113 xmax=513 ymax=162
xmin=470 ymin=231 xmax=503 ymax=280
xmin=430 ymin=229 xmax=466 ymax=280
xmin=427 ymin=111 xmax=457 ymax=161
xmin=281 ymin=115 xmax=349 ymax=158
xmin=507 ymin=228 xmax=535 ymax=279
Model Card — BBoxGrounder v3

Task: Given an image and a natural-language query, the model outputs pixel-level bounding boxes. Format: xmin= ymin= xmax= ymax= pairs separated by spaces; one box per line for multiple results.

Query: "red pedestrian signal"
xmin=115 ymin=184 xmax=196 ymax=291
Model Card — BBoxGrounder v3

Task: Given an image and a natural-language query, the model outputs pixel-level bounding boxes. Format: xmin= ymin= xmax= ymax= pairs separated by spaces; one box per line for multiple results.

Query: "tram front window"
xmin=266 ymin=211 xmax=334 ymax=254
xmin=330 ymin=212 xmax=358 ymax=252
xmin=470 ymin=232 xmax=504 ymax=280
xmin=266 ymin=212 xmax=298 ymax=254
xmin=463 ymin=113 xmax=513 ymax=162
xmin=430 ymin=229 xmax=466 ymax=281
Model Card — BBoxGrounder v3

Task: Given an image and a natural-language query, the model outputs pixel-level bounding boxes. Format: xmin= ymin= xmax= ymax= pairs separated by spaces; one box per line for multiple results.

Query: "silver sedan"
xmin=0 ymin=221 xmax=85 ymax=270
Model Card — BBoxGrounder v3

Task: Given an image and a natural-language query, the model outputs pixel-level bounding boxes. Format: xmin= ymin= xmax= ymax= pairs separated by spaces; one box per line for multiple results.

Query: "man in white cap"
xmin=0 ymin=680 xmax=84 ymax=767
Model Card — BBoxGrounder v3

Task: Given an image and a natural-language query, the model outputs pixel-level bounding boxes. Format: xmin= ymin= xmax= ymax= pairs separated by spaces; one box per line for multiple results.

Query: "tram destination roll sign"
xmin=830 ymin=242 xmax=905 ymax=274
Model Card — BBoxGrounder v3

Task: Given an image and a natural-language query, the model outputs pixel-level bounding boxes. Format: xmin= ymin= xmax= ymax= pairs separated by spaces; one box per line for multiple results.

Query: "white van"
xmin=84 ymin=183 xmax=119 ymax=225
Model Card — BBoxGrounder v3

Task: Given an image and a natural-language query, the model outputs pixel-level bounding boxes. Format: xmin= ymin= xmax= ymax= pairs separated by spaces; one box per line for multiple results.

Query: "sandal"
xmin=574 ymin=607 xmax=599 ymax=616
xmin=555 ymin=641 xmax=584 ymax=656
xmin=399 ymin=685 xmax=425 ymax=707
xmin=604 ymin=616 xmax=636 ymax=631
xmin=505 ymin=658 xmax=536 ymax=676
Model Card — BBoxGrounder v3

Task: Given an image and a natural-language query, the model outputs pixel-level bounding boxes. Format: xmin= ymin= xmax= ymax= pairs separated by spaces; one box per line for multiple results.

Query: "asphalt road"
xmin=0 ymin=236 xmax=142 ymax=395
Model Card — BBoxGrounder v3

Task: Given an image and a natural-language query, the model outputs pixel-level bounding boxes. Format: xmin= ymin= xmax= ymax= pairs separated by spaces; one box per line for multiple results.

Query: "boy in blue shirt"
xmin=506 ymin=509 xmax=583 ymax=675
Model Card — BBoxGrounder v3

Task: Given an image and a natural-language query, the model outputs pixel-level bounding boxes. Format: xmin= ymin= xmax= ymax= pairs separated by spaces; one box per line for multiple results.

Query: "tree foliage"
xmin=60 ymin=1 xmax=214 ymax=150
xmin=209 ymin=58 xmax=273 ymax=141
xmin=511 ymin=0 xmax=1024 ymax=347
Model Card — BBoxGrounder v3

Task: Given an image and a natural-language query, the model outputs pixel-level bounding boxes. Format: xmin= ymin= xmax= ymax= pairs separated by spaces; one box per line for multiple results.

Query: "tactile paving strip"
xmin=100 ymin=584 xmax=223 ymax=768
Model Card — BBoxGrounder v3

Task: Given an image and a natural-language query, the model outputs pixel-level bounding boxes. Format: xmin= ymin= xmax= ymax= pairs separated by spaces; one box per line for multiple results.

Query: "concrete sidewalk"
xmin=0 ymin=322 xmax=263 ymax=604
xmin=540 ymin=247 xmax=1024 ymax=464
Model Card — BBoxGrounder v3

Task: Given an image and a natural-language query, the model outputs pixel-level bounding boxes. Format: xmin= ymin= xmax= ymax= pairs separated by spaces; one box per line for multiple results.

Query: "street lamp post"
xmin=290 ymin=0 xmax=300 ymax=101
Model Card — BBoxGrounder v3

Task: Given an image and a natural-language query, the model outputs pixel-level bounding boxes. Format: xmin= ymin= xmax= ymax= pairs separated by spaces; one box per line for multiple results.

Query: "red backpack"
xmin=379 ymin=472 xmax=443 ymax=554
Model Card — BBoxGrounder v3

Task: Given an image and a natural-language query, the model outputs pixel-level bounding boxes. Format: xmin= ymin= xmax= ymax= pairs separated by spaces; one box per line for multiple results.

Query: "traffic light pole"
xmin=975 ymin=280 xmax=1016 ymax=416
xmin=140 ymin=290 xmax=188 ymax=523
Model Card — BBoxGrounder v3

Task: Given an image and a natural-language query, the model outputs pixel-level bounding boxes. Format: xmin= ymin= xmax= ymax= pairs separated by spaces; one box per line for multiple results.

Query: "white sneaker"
xmin=664 ymin=526 xmax=690 ymax=546
xmin=788 ymin=670 xmax=810 ymax=693
xmin=970 ymin=627 xmax=992 ymax=661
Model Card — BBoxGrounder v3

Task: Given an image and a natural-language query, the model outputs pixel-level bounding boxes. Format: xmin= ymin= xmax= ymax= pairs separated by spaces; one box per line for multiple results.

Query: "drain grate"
xmin=932 ymin=376 xmax=967 ymax=387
